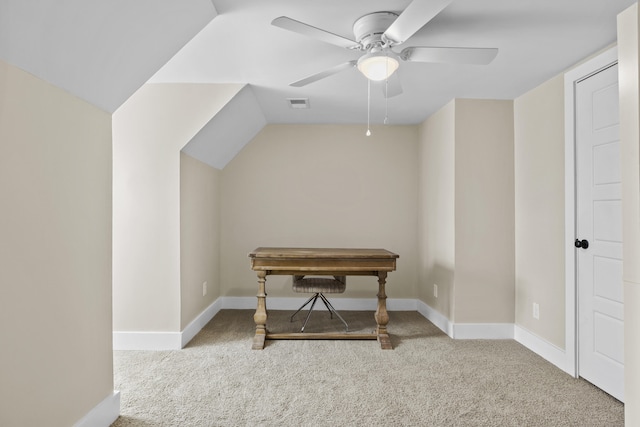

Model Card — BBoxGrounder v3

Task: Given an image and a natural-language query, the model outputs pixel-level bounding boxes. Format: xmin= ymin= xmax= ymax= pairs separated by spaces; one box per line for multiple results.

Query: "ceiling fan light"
xmin=357 ymin=52 xmax=399 ymax=81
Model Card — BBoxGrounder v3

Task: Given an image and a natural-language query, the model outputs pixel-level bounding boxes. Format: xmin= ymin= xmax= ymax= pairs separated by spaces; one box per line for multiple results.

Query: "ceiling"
xmin=150 ymin=0 xmax=637 ymax=125
xmin=1 ymin=0 xmax=637 ymax=168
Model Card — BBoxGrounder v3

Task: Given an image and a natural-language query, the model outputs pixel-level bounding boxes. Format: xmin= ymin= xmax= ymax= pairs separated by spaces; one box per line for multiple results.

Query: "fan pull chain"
xmin=384 ymin=52 xmax=390 ymax=125
xmin=384 ymin=78 xmax=389 ymax=125
xmin=366 ymin=79 xmax=371 ymax=136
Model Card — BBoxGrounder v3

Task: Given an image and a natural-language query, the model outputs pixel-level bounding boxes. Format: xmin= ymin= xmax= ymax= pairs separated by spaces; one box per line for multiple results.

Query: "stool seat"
xmin=292 ymin=276 xmax=346 ymax=293
xmin=291 ymin=275 xmax=348 ymax=332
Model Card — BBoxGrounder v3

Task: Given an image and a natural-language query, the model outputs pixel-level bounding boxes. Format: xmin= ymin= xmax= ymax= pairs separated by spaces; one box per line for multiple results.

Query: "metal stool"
xmin=290 ymin=275 xmax=348 ymax=332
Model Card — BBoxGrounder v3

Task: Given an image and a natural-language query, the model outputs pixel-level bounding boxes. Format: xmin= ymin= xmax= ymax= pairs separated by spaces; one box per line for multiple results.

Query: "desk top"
xmin=248 ymin=247 xmax=399 ymax=274
xmin=249 ymin=247 xmax=399 ymax=259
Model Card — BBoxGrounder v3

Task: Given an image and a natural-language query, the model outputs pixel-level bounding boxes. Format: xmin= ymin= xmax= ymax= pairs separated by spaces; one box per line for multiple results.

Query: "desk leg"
xmin=375 ymin=271 xmax=392 ymax=349
xmin=252 ymin=271 xmax=267 ymax=350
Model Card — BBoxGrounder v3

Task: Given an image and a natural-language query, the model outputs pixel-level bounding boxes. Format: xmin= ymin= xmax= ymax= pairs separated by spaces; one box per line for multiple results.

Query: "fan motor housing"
xmin=353 ymin=12 xmax=398 ymax=50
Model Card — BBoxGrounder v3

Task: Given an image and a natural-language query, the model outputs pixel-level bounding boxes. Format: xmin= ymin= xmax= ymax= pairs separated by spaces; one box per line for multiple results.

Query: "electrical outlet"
xmin=533 ymin=302 xmax=539 ymax=320
xmin=434 ymin=284 xmax=438 ymax=298
xmin=202 ymin=281 xmax=207 ymax=297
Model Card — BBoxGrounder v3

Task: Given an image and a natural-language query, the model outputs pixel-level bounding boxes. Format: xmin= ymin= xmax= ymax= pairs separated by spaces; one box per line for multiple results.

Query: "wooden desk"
xmin=248 ymin=247 xmax=399 ymax=350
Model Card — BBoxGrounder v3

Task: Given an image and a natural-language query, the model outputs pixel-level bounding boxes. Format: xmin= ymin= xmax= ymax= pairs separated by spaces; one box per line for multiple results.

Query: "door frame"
xmin=564 ymin=46 xmax=618 ymax=377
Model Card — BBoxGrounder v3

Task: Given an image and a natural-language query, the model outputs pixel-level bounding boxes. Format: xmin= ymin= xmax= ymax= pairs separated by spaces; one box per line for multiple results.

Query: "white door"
xmin=575 ymin=63 xmax=624 ymax=402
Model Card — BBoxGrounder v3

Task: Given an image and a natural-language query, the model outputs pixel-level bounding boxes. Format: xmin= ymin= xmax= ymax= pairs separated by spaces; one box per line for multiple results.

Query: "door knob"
xmin=574 ymin=239 xmax=589 ymax=249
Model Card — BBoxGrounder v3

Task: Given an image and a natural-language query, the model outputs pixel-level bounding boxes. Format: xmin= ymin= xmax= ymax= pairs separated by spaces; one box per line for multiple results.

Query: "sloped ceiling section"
xmin=0 ymin=0 xmax=218 ymax=113
xmin=182 ymin=85 xmax=267 ymax=170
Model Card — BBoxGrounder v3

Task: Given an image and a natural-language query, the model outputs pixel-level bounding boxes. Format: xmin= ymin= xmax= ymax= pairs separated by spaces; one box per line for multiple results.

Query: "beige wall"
xmin=180 ymin=152 xmax=222 ymax=329
xmin=617 ymin=4 xmax=640 ymax=421
xmin=417 ymin=99 xmax=515 ymax=324
xmin=220 ymin=124 xmax=419 ymax=299
xmin=454 ymin=99 xmax=515 ymax=323
xmin=112 ymin=83 xmax=241 ymax=332
xmin=0 ymin=60 xmax=113 ymax=426
xmin=417 ymin=101 xmax=455 ymax=318
xmin=513 ymin=75 xmax=566 ymax=348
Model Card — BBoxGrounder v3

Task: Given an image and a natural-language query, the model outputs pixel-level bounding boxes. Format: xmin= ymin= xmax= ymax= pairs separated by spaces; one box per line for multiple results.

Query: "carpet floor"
xmin=112 ymin=309 xmax=623 ymax=426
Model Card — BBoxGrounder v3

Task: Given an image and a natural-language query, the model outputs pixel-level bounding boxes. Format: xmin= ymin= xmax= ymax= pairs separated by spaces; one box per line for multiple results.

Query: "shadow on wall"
xmin=425 ymin=262 xmax=454 ymax=319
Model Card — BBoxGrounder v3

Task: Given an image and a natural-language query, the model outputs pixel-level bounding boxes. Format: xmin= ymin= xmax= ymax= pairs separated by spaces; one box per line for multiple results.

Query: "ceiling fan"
xmin=272 ymin=0 xmax=498 ymax=97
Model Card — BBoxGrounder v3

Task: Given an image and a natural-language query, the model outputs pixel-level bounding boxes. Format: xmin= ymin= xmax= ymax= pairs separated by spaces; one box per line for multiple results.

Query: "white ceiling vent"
xmin=287 ymin=98 xmax=310 ymax=109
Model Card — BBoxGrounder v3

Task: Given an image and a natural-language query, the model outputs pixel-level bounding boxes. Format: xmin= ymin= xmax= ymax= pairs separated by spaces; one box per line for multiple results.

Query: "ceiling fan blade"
xmin=381 ymin=72 xmax=403 ymax=98
xmin=401 ymin=47 xmax=499 ymax=65
xmin=290 ymin=61 xmax=358 ymax=87
xmin=272 ymin=16 xmax=359 ymax=49
xmin=383 ymin=0 xmax=452 ymax=45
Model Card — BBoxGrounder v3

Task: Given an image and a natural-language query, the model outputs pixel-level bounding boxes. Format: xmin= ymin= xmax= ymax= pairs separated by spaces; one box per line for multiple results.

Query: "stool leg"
xmin=319 ymin=293 xmax=349 ymax=332
xmin=301 ymin=294 xmax=319 ymax=332
xmin=290 ymin=294 xmax=316 ymax=322
xmin=318 ymin=293 xmax=334 ymax=319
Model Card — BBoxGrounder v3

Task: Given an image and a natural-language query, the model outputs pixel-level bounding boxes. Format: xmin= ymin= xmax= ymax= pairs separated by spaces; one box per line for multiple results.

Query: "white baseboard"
xmin=416 ymin=300 xmax=513 ymax=340
xmin=113 ymin=330 xmax=182 ymax=350
xmin=416 ymin=299 xmax=453 ymax=337
xmin=181 ymin=298 xmax=223 ymax=347
xmin=73 ymin=390 xmax=120 ymax=427
xmin=415 ymin=301 xmax=569 ymax=374
xmin=113 ymin=300 xmax=223 ymax=350
xmin=452 ymin=322 xmax=514 ymax=339
xmin=387 ymin=298 xmax=418 ymax=311
xmin=514 ymin=325 xmax=570 ymax=374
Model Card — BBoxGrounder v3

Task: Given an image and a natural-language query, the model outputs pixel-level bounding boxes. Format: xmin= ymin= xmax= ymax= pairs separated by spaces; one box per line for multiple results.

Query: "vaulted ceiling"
xmin=0 ymin=0 xmax=218 ymax=112
xmin=1 ymin=0 xmax=636 ymax=168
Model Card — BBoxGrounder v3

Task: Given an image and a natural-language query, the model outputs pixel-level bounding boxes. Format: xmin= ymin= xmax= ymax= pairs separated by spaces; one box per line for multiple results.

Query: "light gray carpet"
xmin=112 ymin=310 xmax=623 ymax=426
